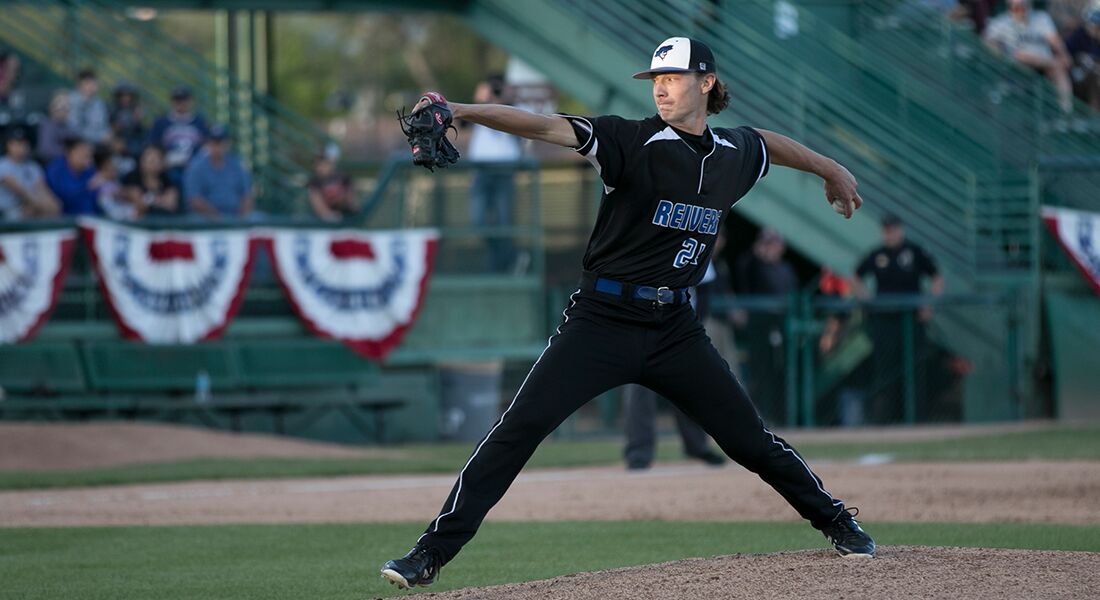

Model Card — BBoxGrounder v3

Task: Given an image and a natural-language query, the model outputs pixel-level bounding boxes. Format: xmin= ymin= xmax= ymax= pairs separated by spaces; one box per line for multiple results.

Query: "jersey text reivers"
xmin=651 ymin=200 xmax=722 ymax=235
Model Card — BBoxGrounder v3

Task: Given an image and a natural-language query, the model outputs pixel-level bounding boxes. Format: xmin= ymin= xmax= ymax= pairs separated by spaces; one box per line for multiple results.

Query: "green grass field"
xmin=3 ymin=521 xmax=1099 ymax=600
xmin=2 ymin=425 xmax=1098 ymax=490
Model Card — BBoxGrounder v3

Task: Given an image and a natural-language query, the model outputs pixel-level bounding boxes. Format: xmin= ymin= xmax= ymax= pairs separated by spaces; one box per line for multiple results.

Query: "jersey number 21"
xmin=674 ymin=238 xmax=706 ymax=269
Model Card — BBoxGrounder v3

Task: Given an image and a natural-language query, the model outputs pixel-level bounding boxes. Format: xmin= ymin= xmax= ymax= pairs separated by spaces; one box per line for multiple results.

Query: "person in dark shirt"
xmin=110 ymin=81 xmax=146 ymax=161
xmin=1065 ymin=7 xmax=1100 ymax=110
xmin=851 ymin=214 xmax=944 ymax=423
xmin=734 ymin=227 xmax=799 ymax=423
xmin=45 ymin=136 xmax=101 ymax=216
xmin=148 ymin=85 xmax=208 ymax=189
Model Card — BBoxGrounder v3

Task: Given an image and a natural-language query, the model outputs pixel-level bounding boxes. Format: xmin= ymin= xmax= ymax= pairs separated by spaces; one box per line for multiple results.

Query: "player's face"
xmin=651 ymin=73 xmax=705 ymax=123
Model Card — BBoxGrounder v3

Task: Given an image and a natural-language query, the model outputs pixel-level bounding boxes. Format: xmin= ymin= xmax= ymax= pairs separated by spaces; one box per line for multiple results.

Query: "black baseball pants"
xmin=418 ymin=288 xmax=848 ymax=564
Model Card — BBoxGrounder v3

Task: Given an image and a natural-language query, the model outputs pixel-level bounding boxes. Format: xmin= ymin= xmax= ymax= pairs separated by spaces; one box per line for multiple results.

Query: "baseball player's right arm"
xmin=413 ymin=96 xmax=579 ymax=148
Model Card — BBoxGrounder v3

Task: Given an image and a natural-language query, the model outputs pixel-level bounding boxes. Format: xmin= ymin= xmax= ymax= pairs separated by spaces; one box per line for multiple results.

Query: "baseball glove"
xmin=397 ymin=92 xmax=460 ymax=171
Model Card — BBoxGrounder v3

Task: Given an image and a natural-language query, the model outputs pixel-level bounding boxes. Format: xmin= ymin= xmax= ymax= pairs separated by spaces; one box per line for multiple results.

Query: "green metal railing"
xmin=0 ymin=0 xmax=330 ymax=214
xmin=707 ymin=290 xmax=1023 ymax=427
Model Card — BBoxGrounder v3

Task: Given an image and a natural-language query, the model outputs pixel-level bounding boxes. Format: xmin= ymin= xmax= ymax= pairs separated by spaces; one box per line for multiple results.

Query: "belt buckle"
xmin=655 ymin=286 xmax=673 ymax=305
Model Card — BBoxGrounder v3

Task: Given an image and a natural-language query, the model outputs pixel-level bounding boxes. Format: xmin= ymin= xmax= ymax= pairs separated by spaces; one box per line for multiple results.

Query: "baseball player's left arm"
xmin=754 ymin=129 xmax=862 ymax=219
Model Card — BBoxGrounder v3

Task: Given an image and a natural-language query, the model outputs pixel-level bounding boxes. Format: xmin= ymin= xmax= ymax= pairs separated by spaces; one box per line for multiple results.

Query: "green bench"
xmin=0 ymin=339 xmax=435 ymax=443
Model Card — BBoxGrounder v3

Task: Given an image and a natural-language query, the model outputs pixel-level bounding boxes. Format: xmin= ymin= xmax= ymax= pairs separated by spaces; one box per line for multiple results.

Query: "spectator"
xmin=92 ymin=146 xmax=135 ymax=221
xmin=984 ymin=0 xmax=1075 ymax=113
xmin=67 ymin=69 xmax=110 ymax=144
xmin=0 ymin=126 xmax=59 ymax=220
xmin=183 ymin=125 xmax=253 ymax=219
xmin=46 ymin=135 xmax=100 ymax=216
xmin=0 ymin=52 xmax=28 ymax=140
xmin=1049 ymin=0 xmax=1094 ymax=34
xmin=850 ymin=214 xmax=944 ymax=424
xmin=122 ymin=144 xmax=179 ymax=217
xmin=149 ymin=85 xmax=208 ymax=186
xmin=110 ymin=81 xmax=145 ymax=160
xmin=37 ymin=91 xmax=73 ymax=165
xmin=467 ymin=74 xmax=522 ymax=272
xmin=107 ymin=134 xmax=136 ymax=178
xmin=1066 ymin=7 xmax=1100 ymax=110
xmin=307 ymin=151 xmax=357 ymax=221
xmin=734 ymin=227 xmax=799 ymax=424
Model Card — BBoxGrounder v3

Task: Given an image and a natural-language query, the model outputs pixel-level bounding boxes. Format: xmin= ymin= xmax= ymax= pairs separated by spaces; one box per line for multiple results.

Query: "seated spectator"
xmin=0 ymin=127 xmax=59 ymax=220
xmin=46 ymin=135 xmax=100 ymax=216
xmin=92 ymin=147 xmax=135 ymax=221
xmin=110 ymin=81 xmax=146 ymax=160
xmin=1065 ymin=7 xmax=1100 ymax=111
xmin=307 ymin=152 xmax=357 ymax=221
xmin=984 ymin=0 xmax=1075 ymax=113
xmin=183 ymin=125 xmax=253 ymax=219
xmin=37 ymin=91 xmax=73 ymax=165
xmin=122 ymin=144 xmax=178 ymax=217
xmin=149 ymin=85 xmax=207 ymax=187
xmin=107 ymin=134 xmax=136 ymax=179
xmin=67 ymin=69 xmax=110 ymax=144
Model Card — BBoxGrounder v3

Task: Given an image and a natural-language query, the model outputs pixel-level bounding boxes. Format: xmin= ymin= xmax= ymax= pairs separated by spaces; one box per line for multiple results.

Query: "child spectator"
xmin=122 ymin=144 xmax=179 ymax=217
xmin=183 ymin=125 xmax=253 ymax=219
xmin=37 ymin=91 xmax=74 ymax=165
xmin=93 ymin=147 xmax=135 ymax=221
xmin=67 ymin=69 xmax=111 ymax=144
xmin=307 ymin=152 xmax=357 ymax=221
xmin=0 ymin=127 xmax=58 ymax=220
xmin=46 ymin=135 xmax=100 ymax=216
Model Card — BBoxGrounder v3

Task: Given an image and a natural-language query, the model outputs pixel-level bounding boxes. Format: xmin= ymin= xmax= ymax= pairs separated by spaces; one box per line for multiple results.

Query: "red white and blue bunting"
xmin=0 ymin=229 xmax=75 ymax=343
xmin=263 ymin=228 xmax=438 ymax=359
xmin=81 ymin=219 xmax=258 ymax=343
xmin=1042 ymin=206 xmax=1100 ymax=297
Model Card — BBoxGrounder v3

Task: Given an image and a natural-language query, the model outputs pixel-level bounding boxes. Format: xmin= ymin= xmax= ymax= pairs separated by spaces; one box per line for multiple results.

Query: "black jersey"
xmin=563 ymin=113 xmax=769 ymax=289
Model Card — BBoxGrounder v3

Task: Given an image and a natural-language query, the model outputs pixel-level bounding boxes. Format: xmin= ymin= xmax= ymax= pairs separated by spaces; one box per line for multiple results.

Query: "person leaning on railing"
xmin=849 ymin=214 xmax=944 ymax=424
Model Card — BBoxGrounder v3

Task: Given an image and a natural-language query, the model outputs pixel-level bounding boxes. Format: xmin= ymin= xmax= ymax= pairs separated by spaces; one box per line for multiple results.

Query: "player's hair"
xmin=706 ymin=77 xmax=730 ymax=115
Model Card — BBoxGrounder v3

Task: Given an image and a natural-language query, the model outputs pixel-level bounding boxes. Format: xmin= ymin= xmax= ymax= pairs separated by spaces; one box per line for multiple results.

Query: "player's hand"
xmin=822 ymin=161 xmax=862 ymax=219
xmin=412 ymin=91 xmax=448 ymax=115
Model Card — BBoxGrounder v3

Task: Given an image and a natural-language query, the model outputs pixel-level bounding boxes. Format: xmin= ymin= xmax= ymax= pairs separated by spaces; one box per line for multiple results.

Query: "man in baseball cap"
xmin=633 ymin=36 xmax=716 ymax=79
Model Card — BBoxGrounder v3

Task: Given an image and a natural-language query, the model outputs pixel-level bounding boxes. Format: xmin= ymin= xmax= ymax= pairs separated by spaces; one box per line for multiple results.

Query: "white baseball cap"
xmin=633 ymin=37 xmax=717 ymax=79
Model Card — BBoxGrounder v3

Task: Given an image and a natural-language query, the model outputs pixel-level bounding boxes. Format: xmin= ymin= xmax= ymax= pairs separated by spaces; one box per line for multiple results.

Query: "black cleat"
xmin=821 ymin=507 xmax=876 ymax=558
xmin=380 ymin=544 xmax=443 ymax=590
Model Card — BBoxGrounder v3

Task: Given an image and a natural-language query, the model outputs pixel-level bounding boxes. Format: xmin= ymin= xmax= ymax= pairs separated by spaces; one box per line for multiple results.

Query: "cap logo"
xmin=654 ymin=44 xmax=674 ymax=60
xmin=699 ymin=62 xmax=706 ymax=70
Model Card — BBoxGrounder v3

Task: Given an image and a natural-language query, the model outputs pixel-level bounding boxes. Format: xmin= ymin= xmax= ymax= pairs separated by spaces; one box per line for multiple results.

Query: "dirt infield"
xmin=4 ymin=460 xmax=1099 ymax=527
xmin=405 ymin=547 xmax=1100 ymax=600
xmin=0 ymin=420 xmax=1063 ymax=471
xmin=0 ymin=423 xmax=364 ymax=471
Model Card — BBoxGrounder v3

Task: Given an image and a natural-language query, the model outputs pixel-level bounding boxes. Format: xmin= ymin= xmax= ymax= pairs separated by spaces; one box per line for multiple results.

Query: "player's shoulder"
xmin=713 ymin=125 xmax=763 ymax=146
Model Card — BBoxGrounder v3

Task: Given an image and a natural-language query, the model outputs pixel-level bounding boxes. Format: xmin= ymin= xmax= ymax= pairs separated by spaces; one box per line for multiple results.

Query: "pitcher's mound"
xmin=422 ymin=546 xmax=1098 ymax=600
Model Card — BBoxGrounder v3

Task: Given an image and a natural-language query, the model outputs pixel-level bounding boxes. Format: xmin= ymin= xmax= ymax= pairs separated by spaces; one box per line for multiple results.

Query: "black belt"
xmin=581 ymin=272 xmax=691 ymax=305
